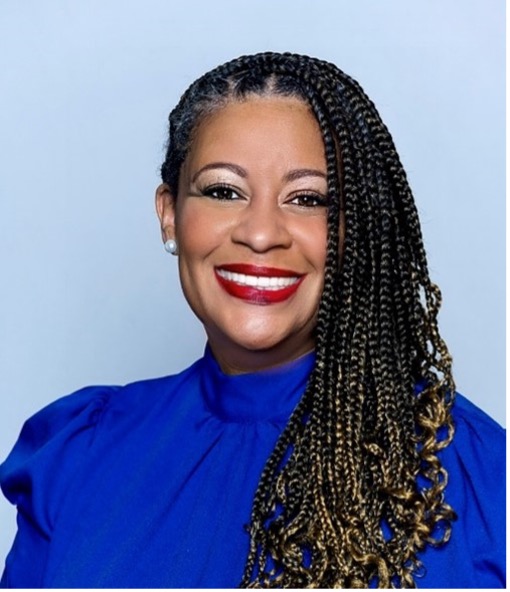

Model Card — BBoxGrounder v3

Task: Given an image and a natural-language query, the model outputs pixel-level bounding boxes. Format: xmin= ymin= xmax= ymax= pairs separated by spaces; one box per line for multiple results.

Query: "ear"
xmin=155 ymin=183 xmax=177 ymax=243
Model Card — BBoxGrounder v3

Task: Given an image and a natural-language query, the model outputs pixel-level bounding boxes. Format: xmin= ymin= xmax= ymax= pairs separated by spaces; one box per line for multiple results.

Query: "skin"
xmin=156 ymin=96 xmax=328 ymax=374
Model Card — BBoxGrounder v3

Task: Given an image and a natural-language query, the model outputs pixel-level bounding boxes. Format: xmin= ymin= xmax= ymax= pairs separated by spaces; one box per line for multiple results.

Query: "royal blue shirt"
xmin=0 ymin=348 xmax=505 ymax=587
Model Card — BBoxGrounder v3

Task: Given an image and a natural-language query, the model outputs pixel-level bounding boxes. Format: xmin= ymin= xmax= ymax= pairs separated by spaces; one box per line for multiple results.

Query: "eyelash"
xmin=289 ymin=192 xmax=328 ymax=208
xmin=201 ymin=184 xmax=327 ymax=208
xmin=202 ymin=183 xmax=241 ymax=201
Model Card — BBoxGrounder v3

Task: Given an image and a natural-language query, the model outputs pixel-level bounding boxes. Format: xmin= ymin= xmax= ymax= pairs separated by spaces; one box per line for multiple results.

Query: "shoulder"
xmin=0 ymin=385 xmax=116 ymax=585
xmin=436 ymin=392 xmax=506 ymax=587
xmin=2 ymin=357 xmax=204 ymax=479
xmin=445 ymin=392 xmax=505 ymax=524
xmin=105 ymin=357 xmax=204 ymax=414
xmin=444 ymin=391 xmax=505 ymax=494
xmin=447 ymin=392 xmax=505 ymax=472
xmin=0 ymin=385 xmax=116 ymax=538
xmin=451 ymin=392 xmax=505 ymax=437
xmin=444 ymin=391 xmax=505 ymax=513
xmin=7 ymin=385 xmax=115 ymax=455
xmin=0 ymin=358 xmax=204 ymax=530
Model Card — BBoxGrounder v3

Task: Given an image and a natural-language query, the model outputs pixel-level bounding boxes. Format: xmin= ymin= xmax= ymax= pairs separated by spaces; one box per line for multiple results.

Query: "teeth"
xmin=217 ymin=269 xmax=299 ymax=290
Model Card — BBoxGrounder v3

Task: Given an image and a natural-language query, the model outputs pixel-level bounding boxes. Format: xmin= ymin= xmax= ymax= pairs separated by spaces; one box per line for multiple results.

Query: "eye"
xmin=202 ymin=184 xmax=241 ymax=201
xmin=288 ymin=192 xmax=328 ymax=208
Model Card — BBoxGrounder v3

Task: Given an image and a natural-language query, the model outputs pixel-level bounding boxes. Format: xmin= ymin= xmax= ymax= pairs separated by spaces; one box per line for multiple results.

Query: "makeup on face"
xmin=215 ymin=263 xmax=305 ymax=305
xmin=158 ymin=97 xmax=328 ymax=372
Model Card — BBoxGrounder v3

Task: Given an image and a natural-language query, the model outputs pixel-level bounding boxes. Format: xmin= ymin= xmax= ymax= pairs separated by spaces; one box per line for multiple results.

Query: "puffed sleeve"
xmin=0 ymin=386 xmax=114 ymax=588
xmin=438 ymin=394 xmax=506 ymax=587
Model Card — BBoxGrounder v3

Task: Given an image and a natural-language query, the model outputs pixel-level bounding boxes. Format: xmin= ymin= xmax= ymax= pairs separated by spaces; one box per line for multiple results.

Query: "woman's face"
xmin=156 ymin=96 xmax=328 ymax=374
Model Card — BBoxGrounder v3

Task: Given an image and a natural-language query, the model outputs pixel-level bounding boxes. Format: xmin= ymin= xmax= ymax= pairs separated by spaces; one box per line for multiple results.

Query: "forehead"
xmin=185 ymin=96 xmax=326 ymax=174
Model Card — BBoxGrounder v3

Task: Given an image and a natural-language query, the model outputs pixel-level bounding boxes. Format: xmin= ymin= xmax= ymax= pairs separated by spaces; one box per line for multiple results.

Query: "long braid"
xmin=161 ymin=52 xmax=456 ymax=588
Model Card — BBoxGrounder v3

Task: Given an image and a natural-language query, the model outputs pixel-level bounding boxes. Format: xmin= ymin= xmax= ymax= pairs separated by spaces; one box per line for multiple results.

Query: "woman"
xmin=0 ymin=52 xmax=505 ymax=588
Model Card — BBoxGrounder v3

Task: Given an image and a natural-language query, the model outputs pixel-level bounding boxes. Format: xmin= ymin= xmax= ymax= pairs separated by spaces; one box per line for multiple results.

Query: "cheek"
xmin=174 ymin=200 xmax=224 ymax=261
xmin=294 ymin=219 xmax=328 ymax=271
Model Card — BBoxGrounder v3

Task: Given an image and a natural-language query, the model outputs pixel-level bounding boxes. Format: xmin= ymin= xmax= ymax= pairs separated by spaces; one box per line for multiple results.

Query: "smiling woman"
xmin=156 ymin=97 xmax=328 ymax=373
xmin=0 ymin=53 xmax=505 ymax=588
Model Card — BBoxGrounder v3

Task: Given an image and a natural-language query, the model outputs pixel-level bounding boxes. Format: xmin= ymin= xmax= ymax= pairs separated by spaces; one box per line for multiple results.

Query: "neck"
xmin=207 ymin=336 xmax=315 ymax=375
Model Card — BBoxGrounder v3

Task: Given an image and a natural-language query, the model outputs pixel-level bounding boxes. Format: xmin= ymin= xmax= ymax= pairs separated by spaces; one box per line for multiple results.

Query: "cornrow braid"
xmin=161 ymin=52 xmax=456 ymax=588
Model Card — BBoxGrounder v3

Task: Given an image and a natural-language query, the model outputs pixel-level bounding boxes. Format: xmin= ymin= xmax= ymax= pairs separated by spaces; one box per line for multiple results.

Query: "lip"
xmin=215 ymin=263 xmax=305 ymax=305
xmin=217 ymin=263 xmax=302 ymax=278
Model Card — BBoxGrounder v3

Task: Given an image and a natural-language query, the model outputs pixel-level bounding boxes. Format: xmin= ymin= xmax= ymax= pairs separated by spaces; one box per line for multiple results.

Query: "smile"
xmin=216 ymin=269 xmax=299 ymax=290
xmin=215 ymin=264 xmax=305 ymax=305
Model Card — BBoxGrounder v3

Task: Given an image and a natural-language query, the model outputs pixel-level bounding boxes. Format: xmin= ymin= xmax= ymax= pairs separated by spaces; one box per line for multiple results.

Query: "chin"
xmin=226 ymin=332 xmax=284 ymax=353
xmin=226 ymin=325 xmax=313 ymax=357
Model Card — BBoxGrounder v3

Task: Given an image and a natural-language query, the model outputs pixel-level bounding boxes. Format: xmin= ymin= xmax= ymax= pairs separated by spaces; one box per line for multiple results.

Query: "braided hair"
xmin=161 ymin=52 xmax=456 ymax=588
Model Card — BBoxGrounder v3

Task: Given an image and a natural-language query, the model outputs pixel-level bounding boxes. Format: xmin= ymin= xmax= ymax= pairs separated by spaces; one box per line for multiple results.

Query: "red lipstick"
xmin=215 ymin=263 xmax=305 ymax=305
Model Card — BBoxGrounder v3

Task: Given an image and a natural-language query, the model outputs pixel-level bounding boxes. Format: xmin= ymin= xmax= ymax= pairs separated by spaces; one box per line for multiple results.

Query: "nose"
xmin=230 ymin=195 xmax=293 ymax=253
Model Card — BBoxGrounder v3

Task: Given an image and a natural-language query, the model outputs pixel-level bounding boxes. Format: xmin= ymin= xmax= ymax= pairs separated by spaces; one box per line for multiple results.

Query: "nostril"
xmin=231 ymin=210 xmax=292 ymax=252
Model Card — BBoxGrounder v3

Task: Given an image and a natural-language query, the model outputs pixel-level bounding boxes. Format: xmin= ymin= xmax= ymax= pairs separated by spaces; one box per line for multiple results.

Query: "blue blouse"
xmin=0 ymin=347 xmax=505 ymax=588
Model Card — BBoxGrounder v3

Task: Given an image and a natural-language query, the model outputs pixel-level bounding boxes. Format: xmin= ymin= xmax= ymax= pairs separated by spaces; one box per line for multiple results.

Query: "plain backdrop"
xmin=0 ymin=0 xmax=505 ymax=563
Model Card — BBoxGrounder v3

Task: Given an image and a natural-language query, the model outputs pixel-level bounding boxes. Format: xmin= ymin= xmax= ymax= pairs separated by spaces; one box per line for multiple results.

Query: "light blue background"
xmin=0 ymin=0 xmax=504 ymax=562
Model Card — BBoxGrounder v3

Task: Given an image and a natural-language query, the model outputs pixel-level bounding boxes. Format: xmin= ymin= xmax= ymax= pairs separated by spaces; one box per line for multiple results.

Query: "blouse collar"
xmin=200 ymin=345 xmax=315 ymax=423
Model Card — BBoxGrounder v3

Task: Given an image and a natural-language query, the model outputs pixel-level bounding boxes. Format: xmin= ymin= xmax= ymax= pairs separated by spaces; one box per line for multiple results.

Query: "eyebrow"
xmin=191 ymin=163 xmax=327 ymax=184
xmin=191 ymin=162 xmax=247 ymax=183
xmin=283 ymin=168 xmax=327 ymax=182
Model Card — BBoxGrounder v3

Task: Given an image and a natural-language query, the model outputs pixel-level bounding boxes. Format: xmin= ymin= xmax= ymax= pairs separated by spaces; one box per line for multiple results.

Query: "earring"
xmin=164 ymin=239 xmax=178 ymax=255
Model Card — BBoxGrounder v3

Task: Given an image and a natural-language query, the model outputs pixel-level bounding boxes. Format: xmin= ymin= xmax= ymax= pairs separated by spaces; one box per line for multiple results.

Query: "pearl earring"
xmin=164 ymin=239 xmax=178 ymax=255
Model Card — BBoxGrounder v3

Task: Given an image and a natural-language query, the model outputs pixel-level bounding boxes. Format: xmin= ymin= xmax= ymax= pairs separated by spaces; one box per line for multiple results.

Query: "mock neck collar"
xmin=200 ymin=345 xmax=315 ymax=423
